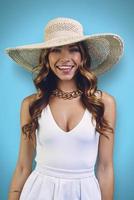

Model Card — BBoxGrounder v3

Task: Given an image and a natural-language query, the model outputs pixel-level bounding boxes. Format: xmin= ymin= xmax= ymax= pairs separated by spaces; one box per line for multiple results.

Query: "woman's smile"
xmin=48 ymin=43 xmax=82 ymax=79
xmin=56 ymin=64 xmax=74 ymax=73
xmin=56 ymin=65 xmax=75 ymax=76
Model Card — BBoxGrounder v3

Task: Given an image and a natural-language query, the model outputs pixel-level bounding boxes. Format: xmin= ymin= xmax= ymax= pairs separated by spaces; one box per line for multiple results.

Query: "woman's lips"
xmin=56 ymin=65 xmax=74 ymax=70
xmin=56 ymin=65 xmax=74 ymax=73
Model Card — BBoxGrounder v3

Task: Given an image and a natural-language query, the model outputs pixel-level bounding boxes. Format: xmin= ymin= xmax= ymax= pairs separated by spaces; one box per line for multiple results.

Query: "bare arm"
xmin=8 ymin=94 xmax=37 ymax=200
xmin=96 ymin=92 xmax=116 ymax=200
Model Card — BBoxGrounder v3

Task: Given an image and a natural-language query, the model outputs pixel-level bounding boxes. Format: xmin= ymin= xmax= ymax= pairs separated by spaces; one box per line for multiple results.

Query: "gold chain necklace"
xmin=51 ymin=88 xmax=83 ymax=100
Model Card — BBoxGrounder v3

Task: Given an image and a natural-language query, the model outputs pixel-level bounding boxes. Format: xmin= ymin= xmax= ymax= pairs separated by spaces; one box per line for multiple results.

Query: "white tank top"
xmin=35 ymin=104 xmax=100 ymax=170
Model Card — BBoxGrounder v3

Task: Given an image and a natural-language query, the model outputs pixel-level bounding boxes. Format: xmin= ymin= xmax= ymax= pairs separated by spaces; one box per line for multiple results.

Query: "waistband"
xmin=34 ymin=164 xmax=95 ymax=179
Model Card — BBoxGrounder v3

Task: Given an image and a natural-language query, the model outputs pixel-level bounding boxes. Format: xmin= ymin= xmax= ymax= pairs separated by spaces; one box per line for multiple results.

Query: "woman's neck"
xmin=57 ymin=79 xmax=78 ymax=92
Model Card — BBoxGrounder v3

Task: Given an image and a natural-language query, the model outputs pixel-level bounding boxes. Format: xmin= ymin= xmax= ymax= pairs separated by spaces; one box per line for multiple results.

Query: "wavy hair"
xmin=22 ymin=41 xmax=114 ymax=144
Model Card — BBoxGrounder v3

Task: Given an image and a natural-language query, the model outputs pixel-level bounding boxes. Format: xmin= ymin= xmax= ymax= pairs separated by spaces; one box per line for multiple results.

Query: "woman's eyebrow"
xmin=69 ymin=44 xmax=78 ymax=48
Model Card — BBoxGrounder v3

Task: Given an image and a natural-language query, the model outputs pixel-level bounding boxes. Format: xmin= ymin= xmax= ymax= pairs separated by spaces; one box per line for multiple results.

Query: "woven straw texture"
xmin=5 ymin=17 xmax=124 ymax=76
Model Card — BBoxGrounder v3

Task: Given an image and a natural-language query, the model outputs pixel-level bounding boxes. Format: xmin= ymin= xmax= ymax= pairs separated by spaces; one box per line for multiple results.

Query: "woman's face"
xmin=48 ymin=43 xmax=82 ymax=81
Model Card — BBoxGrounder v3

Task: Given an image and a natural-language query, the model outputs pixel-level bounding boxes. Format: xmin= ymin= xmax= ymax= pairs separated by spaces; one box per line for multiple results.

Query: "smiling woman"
xmin=48 ymin=43 xmax=82 ymax=80
xmin=5 ymin=17 xmax=124 ymax=200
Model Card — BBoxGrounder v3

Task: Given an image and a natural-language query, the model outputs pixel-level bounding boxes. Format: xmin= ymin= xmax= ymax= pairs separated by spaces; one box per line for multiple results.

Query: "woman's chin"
xmin=57 ymin=74 xmax=76 ymax=81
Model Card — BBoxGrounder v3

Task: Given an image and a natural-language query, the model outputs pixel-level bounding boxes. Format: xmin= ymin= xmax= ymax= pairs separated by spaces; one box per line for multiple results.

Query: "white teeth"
xmin=56 ymin=66 xmax=73 ymax=70
xmin=59 ymin=67 xmax=71 ymax=69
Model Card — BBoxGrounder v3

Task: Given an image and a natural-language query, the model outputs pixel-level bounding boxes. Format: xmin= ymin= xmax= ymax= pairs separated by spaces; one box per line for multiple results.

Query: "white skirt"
xmin=19 ymin=164 xmax=101 ymax=200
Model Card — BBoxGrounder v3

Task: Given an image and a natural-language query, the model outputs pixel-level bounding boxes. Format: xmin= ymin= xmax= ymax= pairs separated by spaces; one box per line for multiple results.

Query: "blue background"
xmin=0 ymin=0 xmax=133 ymax=199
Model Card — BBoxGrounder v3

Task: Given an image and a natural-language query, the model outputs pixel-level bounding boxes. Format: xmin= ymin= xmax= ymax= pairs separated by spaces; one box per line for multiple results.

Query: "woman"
xmin=6 ymin=17 xmax=124 ymax=200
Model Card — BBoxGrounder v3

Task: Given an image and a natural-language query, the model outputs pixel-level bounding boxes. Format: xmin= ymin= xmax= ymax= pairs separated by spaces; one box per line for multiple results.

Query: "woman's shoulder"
xmin=20 ymin=94 xmax=38 ymax=119
xmin=21 ymin=93 xmax=38 ymax=107
xmin=100 ymin=90 xmax=116 ymax=108
xmin=23 ymin=93 xmax=38 ymax=102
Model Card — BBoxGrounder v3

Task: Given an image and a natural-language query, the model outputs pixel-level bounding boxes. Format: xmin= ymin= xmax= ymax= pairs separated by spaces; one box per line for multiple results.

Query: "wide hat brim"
xmin=5 ymin=33 xmax=124 ymax=77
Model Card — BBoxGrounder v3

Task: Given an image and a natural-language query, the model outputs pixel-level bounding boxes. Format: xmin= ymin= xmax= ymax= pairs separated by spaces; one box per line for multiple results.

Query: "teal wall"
xmin=1 ymin=0 xmax=133 ymax=199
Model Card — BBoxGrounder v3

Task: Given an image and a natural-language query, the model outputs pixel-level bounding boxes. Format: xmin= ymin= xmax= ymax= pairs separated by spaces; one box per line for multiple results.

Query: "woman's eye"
xmin=51 ymin=48 xmax=61 ymax=53
xmin=50 ymin=47 xmax=80 ymax=53
xmin=70 ymin=47 xmax=80 ymax=52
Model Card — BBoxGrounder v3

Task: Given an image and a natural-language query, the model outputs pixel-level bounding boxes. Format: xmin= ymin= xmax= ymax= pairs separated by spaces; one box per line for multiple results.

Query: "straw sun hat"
xmin=5 ymin=17 xmax=124 ymax=78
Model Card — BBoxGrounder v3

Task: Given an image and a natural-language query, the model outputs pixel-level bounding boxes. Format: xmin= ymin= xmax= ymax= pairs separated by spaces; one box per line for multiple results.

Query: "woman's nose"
xmin=60 ymin=49 xmax=71 ymax=59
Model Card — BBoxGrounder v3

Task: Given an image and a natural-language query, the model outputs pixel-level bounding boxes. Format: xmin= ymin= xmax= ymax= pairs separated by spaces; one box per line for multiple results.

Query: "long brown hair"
xmin=22 ymin=41 xmax=114 ymax=142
